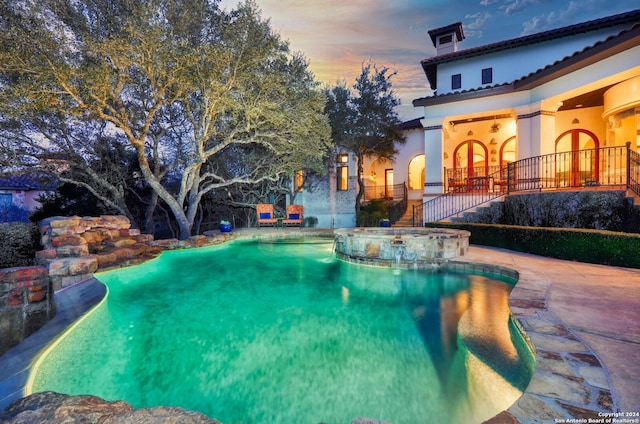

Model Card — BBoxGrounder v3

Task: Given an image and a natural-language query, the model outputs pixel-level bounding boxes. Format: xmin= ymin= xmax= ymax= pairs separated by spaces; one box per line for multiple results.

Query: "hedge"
xmin=428 ymin=222 xmax=640 ymax=269
xmin=0 ymin=222 xmax=41 ymax=268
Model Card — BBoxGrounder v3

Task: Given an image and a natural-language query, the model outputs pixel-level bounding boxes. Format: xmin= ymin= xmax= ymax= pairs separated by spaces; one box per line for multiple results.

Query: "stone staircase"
xmin=393 ymin=200 xmax=422 ymax=227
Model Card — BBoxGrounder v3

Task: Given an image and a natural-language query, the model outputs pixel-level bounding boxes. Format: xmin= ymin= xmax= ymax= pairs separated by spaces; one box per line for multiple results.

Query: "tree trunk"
xmin=144 ymin=191 xmax=159 ymax=235
xmin=135 ymin=148 xmax=193 ymax=240
xmin=355 ymin=152 xmax=365 ymax=214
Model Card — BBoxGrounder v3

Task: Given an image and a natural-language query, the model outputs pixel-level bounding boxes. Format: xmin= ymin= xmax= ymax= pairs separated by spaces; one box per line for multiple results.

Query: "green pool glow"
xmin=28 ymin=239 xmax=533 ymax=424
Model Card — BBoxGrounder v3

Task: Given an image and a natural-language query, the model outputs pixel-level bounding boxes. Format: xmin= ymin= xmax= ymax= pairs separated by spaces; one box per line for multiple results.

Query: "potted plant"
xmin=380 ymin=218 xmax=391 ymax=227
xmin=304 ymin=216 xmax=318 ymax=228
xmin=219 ymin=220 xmax=232 ymax=233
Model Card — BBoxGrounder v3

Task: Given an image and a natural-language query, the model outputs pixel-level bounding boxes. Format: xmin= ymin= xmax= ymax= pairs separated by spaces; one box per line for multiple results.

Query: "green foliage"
xmin=0 ymin=222 xmax=41 ymax=268
xmin=29 ymin=184 xmax=116 ymax=223
xmin=0 ymin=0 xmax=330 ymax=239
xmin=304 ymin=216 xmax=318 ymax=228
xmin=325 ymin=62 xmax=405 ymax=213
xmin=455 ymin=191 xmax=640 ymax=233
xmin=430 ymin=222 xmax=640 ymax=268
xmin=501 ymin=191 xmax=636 ymax=231
xmin=357 ymin=199 xmax=391 ymax=227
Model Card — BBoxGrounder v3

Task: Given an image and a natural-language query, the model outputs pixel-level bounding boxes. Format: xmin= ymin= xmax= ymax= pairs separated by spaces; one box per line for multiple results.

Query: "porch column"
xmin=514 ymin=102 xmax=558 ymax=159
xmin=421 ymin=118 xmax=444 ymax=195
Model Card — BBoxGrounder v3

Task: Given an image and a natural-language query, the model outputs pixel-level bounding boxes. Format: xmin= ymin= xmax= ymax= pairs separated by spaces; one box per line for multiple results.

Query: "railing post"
xmin=627 ymin=141 xmax=631 ymax=189
xmin=412 ymin=204 xmax=415 ymax=227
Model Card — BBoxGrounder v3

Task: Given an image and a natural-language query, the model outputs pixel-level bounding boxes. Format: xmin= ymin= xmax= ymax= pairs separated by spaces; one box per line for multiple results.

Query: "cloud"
xmin=519 ymin=1 xmax=588 ymax=35
xmin=501 ymin=0 xmax=536 ymax=16
xmin=214 ymin=0 xmax=640 ymax=119
xmin=465 ymin=12 xmax=491 ymax=29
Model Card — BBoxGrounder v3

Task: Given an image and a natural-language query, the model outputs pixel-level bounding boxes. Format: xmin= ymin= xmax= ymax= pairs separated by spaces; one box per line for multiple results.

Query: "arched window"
xmin=408 ymin=154 xmax=425 ymax=190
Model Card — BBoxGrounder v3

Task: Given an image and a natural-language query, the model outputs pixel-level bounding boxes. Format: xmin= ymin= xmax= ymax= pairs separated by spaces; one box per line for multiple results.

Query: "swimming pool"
xmin=27 ymin=238 xmax=533 ymax=424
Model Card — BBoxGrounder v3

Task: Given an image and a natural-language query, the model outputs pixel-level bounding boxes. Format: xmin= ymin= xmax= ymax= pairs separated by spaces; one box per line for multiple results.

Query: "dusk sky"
xmin=219 ymin=1 xmax=640 ymax=119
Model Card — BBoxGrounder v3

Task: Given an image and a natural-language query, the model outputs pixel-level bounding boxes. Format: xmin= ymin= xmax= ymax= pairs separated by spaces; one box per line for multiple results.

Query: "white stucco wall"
xmin=393 ymin=127 xmax=425 ymax=200
xmin=436 ymin=27 xmax=631 ymax=95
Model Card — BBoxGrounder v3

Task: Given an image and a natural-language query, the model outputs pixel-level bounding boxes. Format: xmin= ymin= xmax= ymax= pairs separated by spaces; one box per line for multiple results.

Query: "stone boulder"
xmin=0 ymin=392 xmax=221 ymax=424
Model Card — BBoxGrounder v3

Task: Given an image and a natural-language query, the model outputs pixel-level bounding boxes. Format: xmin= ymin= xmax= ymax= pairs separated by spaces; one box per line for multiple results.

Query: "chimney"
xmin=428 ymin=22 xmax=465 ymax=55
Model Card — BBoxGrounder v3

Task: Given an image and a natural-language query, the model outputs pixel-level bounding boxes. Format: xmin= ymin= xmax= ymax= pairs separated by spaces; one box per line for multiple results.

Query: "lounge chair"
xmin=256 ymin=203 xmax=277 ymax=227
xmin=282 ymin=204 xmax=304 ymax=227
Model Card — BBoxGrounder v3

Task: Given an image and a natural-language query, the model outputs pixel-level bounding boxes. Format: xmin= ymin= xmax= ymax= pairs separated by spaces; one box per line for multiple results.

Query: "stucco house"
xmin=376 ymin=8 xmax=640 ymax=224
xmin=300 ymin=9 xmax=640 ymax=228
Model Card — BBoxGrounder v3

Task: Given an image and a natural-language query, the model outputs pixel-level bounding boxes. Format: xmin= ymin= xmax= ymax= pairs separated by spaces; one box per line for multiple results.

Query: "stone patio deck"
xmin=459 ymin=246 xmax=640 ymax=423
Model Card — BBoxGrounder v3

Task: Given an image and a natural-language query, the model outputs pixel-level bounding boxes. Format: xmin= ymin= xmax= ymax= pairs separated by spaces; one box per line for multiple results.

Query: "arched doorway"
xmin=408 ymin=154 xmax=425 ymax=190
xmin=452 ymin=140 xmax=488 ymax=190
xmin=454 ymin=140 xmax=488 ymax=171
xmin=555 ymin=129 xmax=600 ymax=187
xmin=499 ymin=137 xmax=516 ymax=166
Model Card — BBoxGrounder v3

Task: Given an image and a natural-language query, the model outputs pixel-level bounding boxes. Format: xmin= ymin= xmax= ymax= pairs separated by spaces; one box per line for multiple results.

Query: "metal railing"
xmin=629 ymin=148 xmax=640 ymax=195
xmin=444 ymin=165 xmax=502 ymax=191
xmin=363 ymin=182 xmax=408 ymax=224
xmin=388 ymin=183 xmax=408 ymax=224
xmin=363 ymin=182 xmax=406 ymax=201
xmin=413 ymin=144 xmax=638 ymax=226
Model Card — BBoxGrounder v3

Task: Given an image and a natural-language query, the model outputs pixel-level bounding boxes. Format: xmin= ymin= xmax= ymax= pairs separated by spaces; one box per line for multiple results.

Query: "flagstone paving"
xmin=462 ymin=246 xmax=640 ymax=424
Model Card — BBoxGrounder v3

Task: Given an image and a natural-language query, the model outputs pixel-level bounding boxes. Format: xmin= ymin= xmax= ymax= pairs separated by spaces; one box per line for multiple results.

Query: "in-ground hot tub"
xmin=334 ymin=227 xmax=471 ymax=269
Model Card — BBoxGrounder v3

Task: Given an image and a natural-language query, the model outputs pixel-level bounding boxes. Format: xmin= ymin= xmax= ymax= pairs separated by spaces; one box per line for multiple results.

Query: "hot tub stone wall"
xmin=334 ymin=228 xmax=470 ymax=268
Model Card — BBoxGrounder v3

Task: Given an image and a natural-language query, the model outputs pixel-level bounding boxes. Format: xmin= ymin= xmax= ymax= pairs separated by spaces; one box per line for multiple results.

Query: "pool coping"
xmin=0 ymin=232 xmax=633 ymax=422
xmin=448 ymin=259 xmax=617 ymax=424
xmin=0 ymin=277 xmax=106 ymax=410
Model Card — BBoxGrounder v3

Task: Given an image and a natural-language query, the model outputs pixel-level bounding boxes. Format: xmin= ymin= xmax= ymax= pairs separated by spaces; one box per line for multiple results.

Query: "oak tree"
xmin=0 ymin=0 xmax=330 ymax=238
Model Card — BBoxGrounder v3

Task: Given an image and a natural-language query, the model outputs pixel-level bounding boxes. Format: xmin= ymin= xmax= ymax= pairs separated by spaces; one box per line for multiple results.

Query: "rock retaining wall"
xmin=37 ymin=215 xmax=159 ymax=291
xmin=0 ymin=266 xmax=54 ymax=355
xmin=1 ymin=215 xmax=231 ymax=356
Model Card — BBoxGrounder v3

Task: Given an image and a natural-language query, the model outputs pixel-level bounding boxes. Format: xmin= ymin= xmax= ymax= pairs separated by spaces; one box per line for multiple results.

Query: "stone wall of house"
xmin=299 ymin=176 xmax=357 ymax=228
xmin=0 ymin=266 xmax=54 ymax=355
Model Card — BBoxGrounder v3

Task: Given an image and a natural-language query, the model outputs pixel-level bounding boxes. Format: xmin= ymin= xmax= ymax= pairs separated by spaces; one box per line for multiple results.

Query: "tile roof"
xmin=422 ymin=9 xmax=640 ymax=68
xmin=427 ymin=22 xmax=464 ymax=46
xmin=0 ymin=174 xmax=55 ymax=191
xmin=398 ymin=117 xmax=423 ymax=130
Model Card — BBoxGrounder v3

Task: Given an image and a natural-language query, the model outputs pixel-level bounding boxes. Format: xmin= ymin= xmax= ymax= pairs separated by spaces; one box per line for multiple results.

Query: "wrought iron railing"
xmin=363 ymin=182 xmax=406 ymax=201
xmin=388 ymin=183 xmax=408 ymax=224
xmin=413 ymin=144 xmax=636 ymax=226
xmin=444 ymin=165 xmax=502 ymax=191
xmin=363 ymin=182 xmax=408 ymax=224
xmin=629 ymin=147 xmax=640 ymax=196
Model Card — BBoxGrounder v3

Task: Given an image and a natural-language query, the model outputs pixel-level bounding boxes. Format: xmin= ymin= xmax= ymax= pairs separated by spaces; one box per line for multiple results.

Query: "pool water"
xmin=29 ymin=239 xmax=533 ymax=424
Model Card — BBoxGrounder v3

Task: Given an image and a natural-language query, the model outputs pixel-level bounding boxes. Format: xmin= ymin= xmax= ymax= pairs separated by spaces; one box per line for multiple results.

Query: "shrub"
xmin=429 ymin=222 xmax=640 ymax=268
xmin=357 ymin=199 xmax=390 ymax=227
xmin=304 ymin=216 xmax=318 ymax=228
xmin=0 ymin=222 xmax=42 ymax=268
